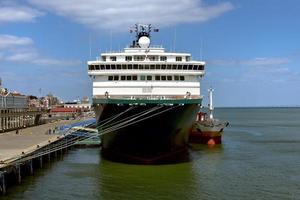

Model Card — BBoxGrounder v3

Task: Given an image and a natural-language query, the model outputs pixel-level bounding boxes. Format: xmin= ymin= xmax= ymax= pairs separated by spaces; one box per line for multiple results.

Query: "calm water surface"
xmin=2 ymin=108 xmax=300 ymax=200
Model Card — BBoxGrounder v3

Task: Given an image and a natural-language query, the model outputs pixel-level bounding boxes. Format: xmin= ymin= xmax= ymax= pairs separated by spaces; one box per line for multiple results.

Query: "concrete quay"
xmin=0 ymin=117 xmax=93 ymax=195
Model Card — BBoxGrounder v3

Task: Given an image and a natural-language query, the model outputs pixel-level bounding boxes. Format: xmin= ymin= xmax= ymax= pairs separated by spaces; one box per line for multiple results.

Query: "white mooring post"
xmin=208 ymin=88 xmax=214 ymax=120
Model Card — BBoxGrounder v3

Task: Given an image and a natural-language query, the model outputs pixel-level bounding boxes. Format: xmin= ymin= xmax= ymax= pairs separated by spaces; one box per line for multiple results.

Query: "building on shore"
xmin=0 ymin=82 xmax=44 ymax=133
xmin=49 ymin=107 xmax=81 ymax=120
xmin=0 ymin=91 xmax=37 ymax=132
xmin=63 ymin=97 xmax=92 ymax=112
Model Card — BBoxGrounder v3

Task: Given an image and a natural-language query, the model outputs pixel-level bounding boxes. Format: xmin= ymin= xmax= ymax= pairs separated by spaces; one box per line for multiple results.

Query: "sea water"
xmin=2 ymin=108 xmax=300 ymax=200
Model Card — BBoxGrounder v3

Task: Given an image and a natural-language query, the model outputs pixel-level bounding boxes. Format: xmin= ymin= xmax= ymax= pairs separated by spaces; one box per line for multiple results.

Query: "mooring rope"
xmin=98 ymin=105 xmax=162 ymax=130
xmin=3 ymin=104 xmax=179 ymax=166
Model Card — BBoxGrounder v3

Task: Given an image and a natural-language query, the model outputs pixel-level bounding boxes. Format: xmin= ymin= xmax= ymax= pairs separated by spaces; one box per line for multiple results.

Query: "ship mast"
xmin=208 ymin=88 xmax=214 ymax=120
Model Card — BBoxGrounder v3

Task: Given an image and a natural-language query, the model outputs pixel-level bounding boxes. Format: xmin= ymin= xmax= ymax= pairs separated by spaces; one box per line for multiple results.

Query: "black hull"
xmin=95 ymin=103 xmax=200 ymax=164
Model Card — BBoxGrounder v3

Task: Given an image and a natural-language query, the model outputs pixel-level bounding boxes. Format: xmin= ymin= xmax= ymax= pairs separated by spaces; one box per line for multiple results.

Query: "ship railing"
xmin=125 ymin=45 xmax=163 ymax=49
xmin=93 ymin=95 xmax=202 ymax=100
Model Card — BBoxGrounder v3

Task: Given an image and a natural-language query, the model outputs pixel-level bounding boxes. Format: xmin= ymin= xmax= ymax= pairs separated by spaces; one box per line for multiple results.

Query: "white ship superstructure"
xmin=88 ymin=25 xmax=205 ymax=102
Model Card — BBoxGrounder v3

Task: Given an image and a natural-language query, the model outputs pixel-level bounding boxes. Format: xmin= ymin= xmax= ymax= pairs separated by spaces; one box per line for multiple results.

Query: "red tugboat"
xmin=190 ymin=88 xmax=229 ymax=145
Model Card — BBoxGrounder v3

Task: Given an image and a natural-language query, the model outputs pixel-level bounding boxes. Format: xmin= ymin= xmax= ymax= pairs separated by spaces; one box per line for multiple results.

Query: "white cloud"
xmin=28 ymin=0 xmax=234 ymax=30
xmin=0 ymin=34 xmax=80 ymax=66
xmin=241 ymin=57 xmax=291 ymax=67
xmin=0 ymin=35 xmax=33 ymax=49
xmin=0 ymin=4 xmax=43 ymax=24
xmin=208 ymin=57 xmax=291 ymax=68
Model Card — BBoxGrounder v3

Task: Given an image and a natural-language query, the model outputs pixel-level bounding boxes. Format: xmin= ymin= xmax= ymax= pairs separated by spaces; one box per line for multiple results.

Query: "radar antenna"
xmin=129 ymin=24 xmax=159 ymax=48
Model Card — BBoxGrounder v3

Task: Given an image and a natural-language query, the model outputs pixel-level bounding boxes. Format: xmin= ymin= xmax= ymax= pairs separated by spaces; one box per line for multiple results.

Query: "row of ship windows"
xmin=107 ymin=75 xmax=185 ymax=81
xmin=103 ymin=56 xmax=189 ymax=62
xmin=89 ymin=64 xmax=204 ymax=71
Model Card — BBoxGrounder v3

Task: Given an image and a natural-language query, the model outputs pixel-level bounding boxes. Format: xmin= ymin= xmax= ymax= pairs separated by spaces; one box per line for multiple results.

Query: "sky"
xmin=0 ymin=0 xmax=300 ymax=107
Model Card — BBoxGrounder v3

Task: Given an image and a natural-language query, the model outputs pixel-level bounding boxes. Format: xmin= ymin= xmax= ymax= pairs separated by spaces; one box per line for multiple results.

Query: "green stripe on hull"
xmin=93 ymin=98 xmax=202 ymax=105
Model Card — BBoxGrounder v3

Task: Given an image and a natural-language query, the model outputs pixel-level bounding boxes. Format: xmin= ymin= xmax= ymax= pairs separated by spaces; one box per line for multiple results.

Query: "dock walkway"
xmin=0 ymin=118 xmax=90 ymax=167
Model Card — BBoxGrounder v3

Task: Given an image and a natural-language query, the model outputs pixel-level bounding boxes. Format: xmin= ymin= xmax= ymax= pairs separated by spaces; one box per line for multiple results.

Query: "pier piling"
xmin=0 ymin=171 xmax=6 ymax=195
xmin=29 ymin=160 xmax=34 ymax=175
xmin=15 ymin=164 xmax=21 ymax=184
xmin=39 ymin=156 xmax=43 ymax=169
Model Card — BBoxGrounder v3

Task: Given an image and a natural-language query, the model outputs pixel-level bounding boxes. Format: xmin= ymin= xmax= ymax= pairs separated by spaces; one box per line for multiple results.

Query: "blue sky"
xmin=0 ymin=0 xmax=300 ymax=107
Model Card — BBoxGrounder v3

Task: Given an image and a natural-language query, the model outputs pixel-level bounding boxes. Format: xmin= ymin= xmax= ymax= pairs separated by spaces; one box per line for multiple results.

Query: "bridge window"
xmin=100 ymin=65 xmax=104 ymax=70
xmin=125 ymin=56 xmax=132 ymax=61
xmin=176 ymin=57 xmax=182 ymax=61
xmin=174 ymin=76 xmax=179 ymax=81
xmin=121 ymin=76 xmax=126 ymax=80
xmin=147 ymin=76 xmax=152 ymax=81
xmin=193 ymin=65 xmax=198 ymax=70
xmin=108 ymin=76 xmax=113 ymax=81
xmin=122 ymin=64 xmax=127 ymax=69
xmin=199 ymin=65 xmax=204 ymax=70
xmin=101 ymin=56 xmax=106 ymax=61
xmin=155 ymin=75 xmax=160 ymax=80
xmin=133 ymin=75 xmax=138 ymax=80
xmin=148 ymin=56 xmax=158 ymax=61
xmin=183 ymin=65 xmax=188 ymax=70
xmin=128 ymin=64 xmax=132 ymax=69
xmin=110 ymin=56 xmax=116 ymax=61
xmin=186 ymin=56 xmax=191 ymax=61
xmin=111 ymin=64 xmax=116 ymax=70
xmin=134 ymin=55 xmax=145 ymax=61
xmin=161 ymin=76 xmax=166 ymax=81
xmin=140 ymin=75 xmax=145 ymax=81
xmin=160 ymin=56 xmax=167 ymax=61
xmin=150 ymin=65 xmax=155 ymax=69
xmin=126 ymin=76 xmax=132 ymax=81
xmin=178 ymin=65 xmax=182 ymax=70
xmin=105 ymin=65 xmax=110 ymax=70
xmin=117 ymin=64 xmax=121 ymax=69
xmin=167 ymin=65 xmax=171 ymax=69
xmin=172 ymin=65 xmax=177 ymax=70
xmin=88 ymin=65 xmax=93 ymax=70
xmin=133 ymin=64 xmax=138 ymax=69
xmin=155 ymin=64 xmax=161 ymax=70
xmin=180 ymin=76 xmax=185 ymax=81
xmin=139 ymin=65 xmax=144 ymax=70
xmin=113 ymin=75 xmax=119 ymax=81
xmin=145 ymin=65 xmax=150 ymax=70
xmin=167 ymin=76 xmax=172 ymax=81
xmin=188 ymin=65 xmax=193 ymax=70
xmin=161 ymin=64 xmax=166 ymax=70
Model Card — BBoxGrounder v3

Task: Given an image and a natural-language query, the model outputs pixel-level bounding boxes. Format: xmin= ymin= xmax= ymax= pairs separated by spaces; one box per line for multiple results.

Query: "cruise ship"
xmin=87 ymin=24 xmax=205 ymax=163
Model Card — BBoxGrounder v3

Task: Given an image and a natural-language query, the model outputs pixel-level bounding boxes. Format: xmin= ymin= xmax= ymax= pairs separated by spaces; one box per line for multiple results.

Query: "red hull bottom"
xmin=101 ymin=147 xmax=190 ymax=164
xmin=189 ymin=132 xmax=222 ymax=144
